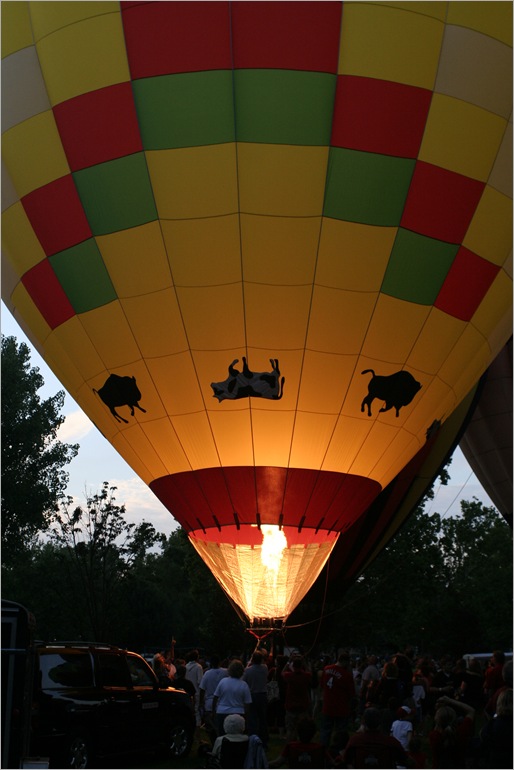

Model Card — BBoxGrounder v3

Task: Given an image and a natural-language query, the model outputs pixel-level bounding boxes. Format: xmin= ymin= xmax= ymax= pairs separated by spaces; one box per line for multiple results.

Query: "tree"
xmin=305 ymin=498 xmax=512 ymax=656
xmin=49 ymin=483 xmax=164 ymax=640
xmin=1 ymin=335 xmax=79 ymax=566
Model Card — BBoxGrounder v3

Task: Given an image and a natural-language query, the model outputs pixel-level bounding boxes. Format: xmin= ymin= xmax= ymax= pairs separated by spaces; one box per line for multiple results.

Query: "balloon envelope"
xmin=2 ymin=1 xmax=512 ymax=624
xmin=459 ymin=338 xmax=513 ymax=525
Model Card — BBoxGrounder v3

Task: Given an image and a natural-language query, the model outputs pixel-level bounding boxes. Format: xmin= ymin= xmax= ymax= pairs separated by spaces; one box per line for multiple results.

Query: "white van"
xmin=463 ymin=652 xmax=513 ymax=669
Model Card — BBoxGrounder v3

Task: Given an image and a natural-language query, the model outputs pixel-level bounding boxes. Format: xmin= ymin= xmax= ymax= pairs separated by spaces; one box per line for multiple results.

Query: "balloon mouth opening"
xmin=188 ymin=523 xmax=339 ymax=547
xmin=188 ymin=524 xmax=339 ymax=624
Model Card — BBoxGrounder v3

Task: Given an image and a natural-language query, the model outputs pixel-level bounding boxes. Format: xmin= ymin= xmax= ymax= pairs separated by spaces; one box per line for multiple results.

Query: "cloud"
xmin=57 ymin=410 xmax=94 ymax=442
xmin=104 ymin=476 xmax=179 ymax=537
xmin=61 ymin=476 xmax=179 ymax=537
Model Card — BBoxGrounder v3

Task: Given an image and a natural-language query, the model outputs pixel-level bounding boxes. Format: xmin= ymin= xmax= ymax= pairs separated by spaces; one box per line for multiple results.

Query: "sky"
xmin=1 ymin=303 xmax=496 ymax=537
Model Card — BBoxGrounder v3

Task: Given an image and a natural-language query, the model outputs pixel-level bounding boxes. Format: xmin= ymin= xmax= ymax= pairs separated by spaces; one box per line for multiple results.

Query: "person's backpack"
xmin=220 ymin=737 xmax=250 ymax=769
xmin=244 ymin=734 xmax=269 ymax=768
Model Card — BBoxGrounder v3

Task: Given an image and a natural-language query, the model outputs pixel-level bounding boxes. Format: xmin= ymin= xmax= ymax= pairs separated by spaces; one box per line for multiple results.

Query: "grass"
xmin=106 ymin=709 xmax=491 ymax=768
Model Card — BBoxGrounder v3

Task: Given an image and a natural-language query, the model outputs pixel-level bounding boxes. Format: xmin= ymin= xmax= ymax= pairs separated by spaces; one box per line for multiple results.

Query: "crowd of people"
xmin=149 ymin=643 xmax=512 ymax=768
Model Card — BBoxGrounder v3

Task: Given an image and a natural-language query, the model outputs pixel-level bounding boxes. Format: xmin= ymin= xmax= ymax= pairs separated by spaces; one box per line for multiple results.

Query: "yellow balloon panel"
xmin=2 ymin=260 xmax=20 ymax=315
xmin=29 ymin=1 xmax=119 ymax=42
xmin=362 ymin=296 xmax=431 ymax=364
xmin=237 ymin=144 xmax=329 ymax=216
xmin=307 ymin=288 xmax=378 ymax=355
xmin=297 ymin=351 xmax=357 ymax=414
xmin=320 ymin=415 xmax=373 ymax=474
xmin=406 ymin=310 xmax=466 ymax=375
xmin=171 ymin=412 xmax=220 ymax=470
xmin=1 ymin=1 xmax=33 ymax=58
xmin=2 ymin=202 xmax=46 ymax=274
xmin=35 ymin=12 xmax=129 ymax=105
xmin=46 ymin=316 xmax=105 ymax=385
xmin=79 ymin=303 xmax=141 ymax=370
xmin=419 ymin=94 xmax=507 ymax=181
xmin=472 ymin=271 xmax=513 ymax=348
xmin=162 ymin=216 xmax=242 ymax=287
xmin=489 ymin=123 xmax=512 ymax=198
xmin=252 ymin=411 xmax=296 ymax=468
xmin=438 ymin=325 xmax=491 ymax=396
xmin=463 ymin=187 xmax=512 ymax=265
xmin=98 ymin=223 xmax=173 ymax=298
xmin=3 ymin=111 xmax=69 ymax=197
xmin=240 ymin=215 xmax=319 ymax=285
xmin=146 ymin=353 xmax=204 ymax=416
xmin=403 ymin=376 xmax=452 ymax=429
xmin=289 ymin=412 xmax=339 ymax=470
xmin=369 ymin=430 xmax=422 ymax=490
xmin=245 ymin=283 xmax=312 ymax=350
xmin=338 ymin=420 xmax=402 ymax=479
xmin=147 ymin=146 xmax=238 ymax=219
xmin=141 ymin=418 xmax=193 ymax=477
xmin=176 ymin=285 xmax=245 ymax=351
xmin=316 ymin=219 xmax=396 ymax=292
xmin=338 ymin=3 xmax=444 ymax=88
xmin=446 ymin=1 xmax=513 ymax=46
xmin=121 ymin=291 xmax=188 ymax=359
xmin=207 ymin=410 xmax=254 ymax=468
xmin=112 ymin=424 xmax=169 ymax=484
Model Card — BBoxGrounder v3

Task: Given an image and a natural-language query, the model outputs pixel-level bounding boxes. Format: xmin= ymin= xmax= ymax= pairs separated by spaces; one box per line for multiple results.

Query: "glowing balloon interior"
xmin=2 ymin=1 xmax=512 ymax=624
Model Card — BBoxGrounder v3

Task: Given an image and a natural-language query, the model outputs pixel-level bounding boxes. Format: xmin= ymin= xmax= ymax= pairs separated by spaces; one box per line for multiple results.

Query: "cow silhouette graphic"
xmin=361 ymin=369 xmax=421 ymax=417
xmin=211 ymin=358 xmax=285 ymax=402
xmin=93 ymin=374 xmax=146 ymax=423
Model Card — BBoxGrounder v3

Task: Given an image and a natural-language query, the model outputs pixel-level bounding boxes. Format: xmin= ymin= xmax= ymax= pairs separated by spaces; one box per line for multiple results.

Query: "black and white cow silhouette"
xmin=361 ymin=369 xmax=421 ymax=417
xmin=93 ymin=374 xmax=146 ymax=423
xmin=211 ymin=358 xmax=285 ymax=402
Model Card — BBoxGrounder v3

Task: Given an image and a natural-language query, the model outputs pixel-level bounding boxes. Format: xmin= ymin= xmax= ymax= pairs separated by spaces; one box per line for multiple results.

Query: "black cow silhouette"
xmin=93 ymin=374 xmax=146 ymax=423
xmin=361 ymin=369 xmax=421 ymax=417
xmin=211 ymin=357 xmax=285 ymax=402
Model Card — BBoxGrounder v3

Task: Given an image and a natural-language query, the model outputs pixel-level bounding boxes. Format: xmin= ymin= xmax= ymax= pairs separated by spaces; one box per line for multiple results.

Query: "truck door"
xmin=1 ymin=600 xmax=36 ymax=768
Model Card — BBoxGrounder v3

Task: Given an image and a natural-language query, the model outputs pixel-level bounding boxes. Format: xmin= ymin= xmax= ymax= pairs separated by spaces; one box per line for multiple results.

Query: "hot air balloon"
xmin=459 ymin=338 xmax=513 ymax=525
xmin=2 ymin=1 xmax=512 ymax=633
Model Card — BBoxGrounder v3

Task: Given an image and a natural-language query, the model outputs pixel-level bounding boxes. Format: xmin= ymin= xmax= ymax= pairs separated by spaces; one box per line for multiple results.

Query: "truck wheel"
xmin=65 ymin=732 xmax=93 ymax=769
xmin=168 ymin=716 xmax=193 ymax=758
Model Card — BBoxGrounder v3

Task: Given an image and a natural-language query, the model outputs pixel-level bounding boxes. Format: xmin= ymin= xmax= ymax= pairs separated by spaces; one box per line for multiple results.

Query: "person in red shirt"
xmin=269 ymin=717 xmax=333 ymax=768
xmin=340 ymin=707 xmax=409 ymax=768
xmin=281 ymin=656 xmax=313 ymax=742
xmin=320 ymin=651 xmax=356 ymax=748
xmin=484 ymin=651 xmax=506 ymax=698
xmin=429 ymin=695 xmax=475 ymax=769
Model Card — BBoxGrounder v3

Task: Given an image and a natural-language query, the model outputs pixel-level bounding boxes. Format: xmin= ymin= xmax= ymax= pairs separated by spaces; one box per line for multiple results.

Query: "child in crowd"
xmin=269 ymin=717 xmax=333 ymax=768
xmin=390 ymin=705 xmax=413 ymax=751
xmin=412 ymin=674 xmax=426 ymax=729
xmin=407 ymin=735 xmax=427 ymax=768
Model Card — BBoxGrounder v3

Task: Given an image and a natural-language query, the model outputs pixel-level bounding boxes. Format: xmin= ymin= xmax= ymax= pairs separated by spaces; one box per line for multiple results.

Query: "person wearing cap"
xmin=390 ymin=705 xmax=413 ymax=751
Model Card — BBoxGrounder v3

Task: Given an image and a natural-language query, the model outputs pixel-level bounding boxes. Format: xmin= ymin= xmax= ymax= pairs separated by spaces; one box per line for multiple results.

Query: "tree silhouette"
xmin=1 ymin=335 xmax=78 ymax=566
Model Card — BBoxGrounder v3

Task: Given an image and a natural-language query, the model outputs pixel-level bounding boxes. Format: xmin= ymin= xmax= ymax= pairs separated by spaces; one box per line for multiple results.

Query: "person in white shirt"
xmin=185 ymin=649 xmax=204 ymax=727
xmin=390 ymin=705 xmax=413 ymax=751
xmin=199 ymin=654 xmax=228 ymax=742
xmin=212 ymin=659 xmax=253 ymax=736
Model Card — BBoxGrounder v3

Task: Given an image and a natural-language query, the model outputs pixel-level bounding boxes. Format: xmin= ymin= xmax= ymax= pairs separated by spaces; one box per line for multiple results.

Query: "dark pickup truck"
xmin=2 ymin=601 xmax=195 ymax=768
